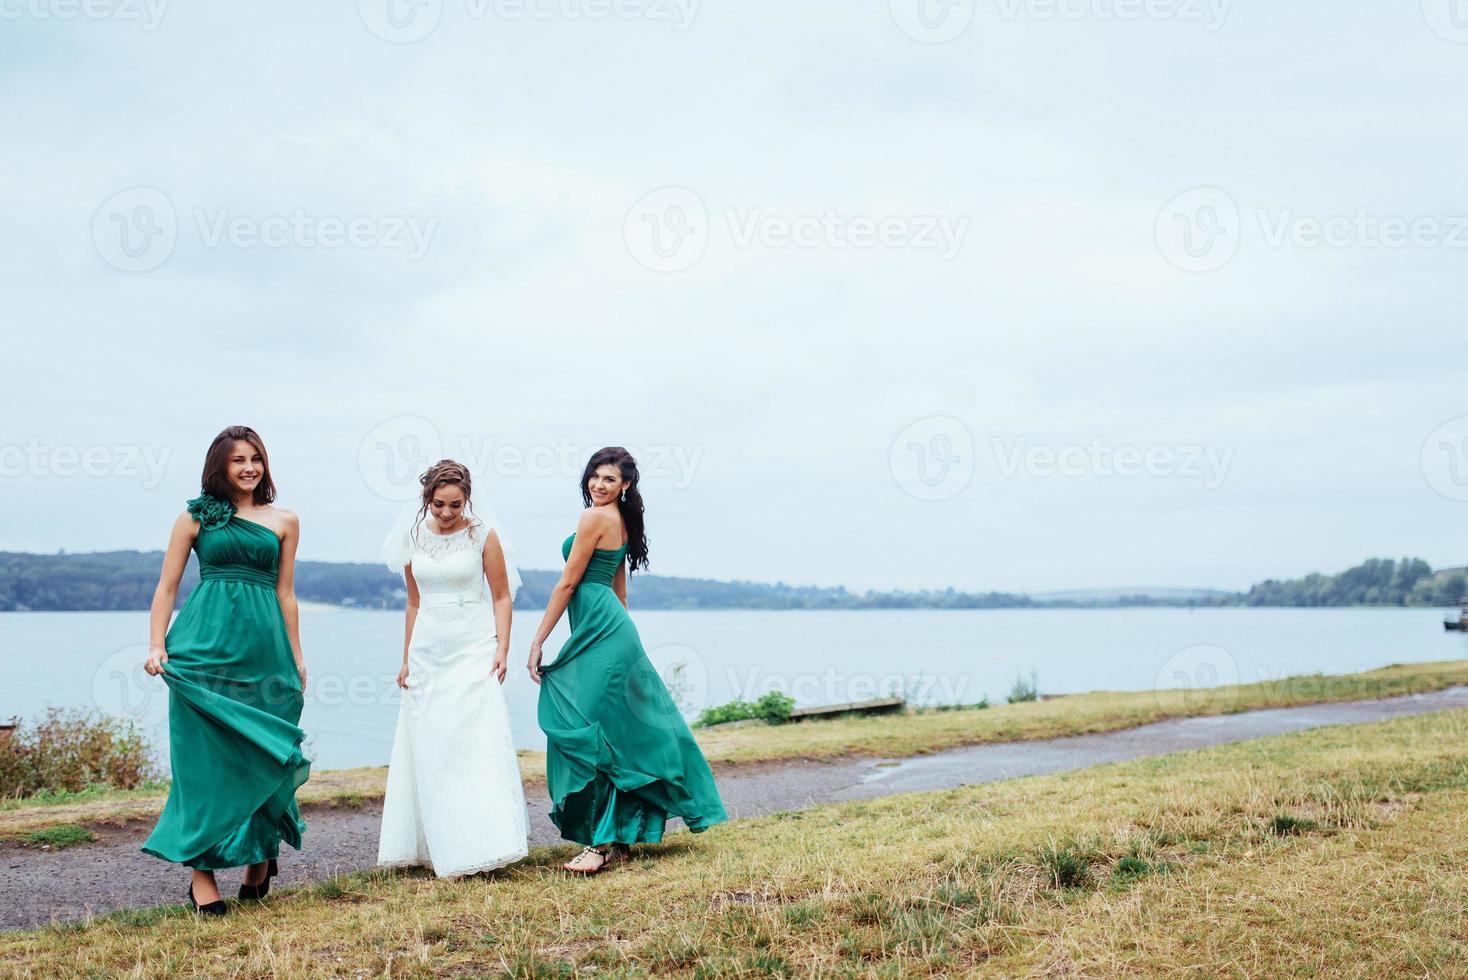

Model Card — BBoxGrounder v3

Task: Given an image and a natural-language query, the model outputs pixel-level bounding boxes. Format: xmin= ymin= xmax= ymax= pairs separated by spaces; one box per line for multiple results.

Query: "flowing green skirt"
xmin=538 ymin=582 xmax=726 ymax=846
xmin=140 ymin=579 xmax=311 ymax=870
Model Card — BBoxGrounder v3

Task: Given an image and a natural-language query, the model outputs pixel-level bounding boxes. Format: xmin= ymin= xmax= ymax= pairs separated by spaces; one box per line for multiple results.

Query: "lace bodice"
xmin=379 ymin=517 xmax=530 ymax=878
xmin=411 ymin=524 xmax=490 ymax=600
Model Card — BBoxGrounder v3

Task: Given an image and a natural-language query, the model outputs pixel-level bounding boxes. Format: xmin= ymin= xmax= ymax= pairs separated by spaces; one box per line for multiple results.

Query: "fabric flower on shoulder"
xmin=186 ymin=493 xmax=236 ymax=531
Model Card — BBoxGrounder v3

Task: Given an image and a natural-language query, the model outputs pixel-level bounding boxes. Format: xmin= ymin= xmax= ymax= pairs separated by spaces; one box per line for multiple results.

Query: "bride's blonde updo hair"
xmin=411 ymin=459 xmax=480 ymax=546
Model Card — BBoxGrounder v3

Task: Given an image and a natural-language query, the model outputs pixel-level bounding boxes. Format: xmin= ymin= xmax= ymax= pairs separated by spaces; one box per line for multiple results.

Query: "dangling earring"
xmin=620 ymin=490 xmax=626 ymax=502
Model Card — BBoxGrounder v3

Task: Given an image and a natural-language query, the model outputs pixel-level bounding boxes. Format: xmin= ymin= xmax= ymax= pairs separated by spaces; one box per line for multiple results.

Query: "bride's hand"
xmin=527 ymin=644 xmax=542 ymax=685
xmin=491 ymin=652 xmax=508 ymax=684
xmin=396 ymin=662 xmax=410 ymax=689
xmin=144 ymin=646 xmax=168 ymax=676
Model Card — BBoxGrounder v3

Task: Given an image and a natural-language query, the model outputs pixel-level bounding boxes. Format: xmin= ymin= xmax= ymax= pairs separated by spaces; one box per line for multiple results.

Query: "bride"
xmin=376 ymin=459 xmax=530 ymax=877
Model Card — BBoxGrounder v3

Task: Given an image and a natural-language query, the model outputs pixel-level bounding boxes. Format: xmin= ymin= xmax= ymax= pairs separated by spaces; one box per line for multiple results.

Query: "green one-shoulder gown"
xmin=141 ymin=495 xmax=311 ymax=870
xmin=538 ymin=534 xmax=727 ymax=846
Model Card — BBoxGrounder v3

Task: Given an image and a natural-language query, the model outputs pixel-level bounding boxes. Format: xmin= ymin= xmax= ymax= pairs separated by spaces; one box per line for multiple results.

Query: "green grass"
xmin=2 ymin=705 xmax=1467 ymax=976
xmin=0 ymin=780 xmax=170 ymax=811
xmin=1269 ymin=812 xmax=1321 ymax=836
xmin=16 ymin=824 xmax=95 ymax=849
xmin=1037 ymin=840 xmax=1097 ymax=889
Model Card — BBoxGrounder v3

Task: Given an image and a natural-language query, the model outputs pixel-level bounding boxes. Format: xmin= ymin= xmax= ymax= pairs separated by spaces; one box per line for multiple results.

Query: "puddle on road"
xmin=861 ymin=759 xmax=906 ymax=783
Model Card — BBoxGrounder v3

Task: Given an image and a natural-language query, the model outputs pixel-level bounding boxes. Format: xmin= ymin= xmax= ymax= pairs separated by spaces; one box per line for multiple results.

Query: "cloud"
xmin=2 ymin=1 xmax=1465 ymax=591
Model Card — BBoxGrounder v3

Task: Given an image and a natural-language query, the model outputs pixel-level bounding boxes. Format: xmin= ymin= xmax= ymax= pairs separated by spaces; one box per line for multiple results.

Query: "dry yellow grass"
xmin=2 ymin=697 xmax=1465 ymax=976
xmin=3 ymin=658 xmax=1465 ymax=841
xmin=1016 ymin=792 xmax=1468 ymax=977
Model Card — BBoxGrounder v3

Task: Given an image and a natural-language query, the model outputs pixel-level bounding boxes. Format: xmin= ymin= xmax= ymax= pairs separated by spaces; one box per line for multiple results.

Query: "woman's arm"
xmin=612 ymin=560 xmax=628 ymax=610
xmin=143 ymin=513 xmax=199 ymax=676
xmin=482 ymin=529 xmax=512 ymax=684
xmin=397 ymin=563 xmax=420 ymax=689
xmin=274 ymin=509 xmax=307 ymax=691
xmin=527 ymin=510 xmax=603 ymax=683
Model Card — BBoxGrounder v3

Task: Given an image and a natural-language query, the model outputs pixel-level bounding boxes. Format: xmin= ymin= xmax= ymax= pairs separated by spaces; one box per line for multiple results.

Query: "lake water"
xmin=4 ymin=608 xmax=1466 ymax=770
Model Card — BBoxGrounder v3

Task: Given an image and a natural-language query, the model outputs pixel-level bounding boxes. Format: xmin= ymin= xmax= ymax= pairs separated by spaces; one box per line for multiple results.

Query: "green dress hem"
xmin=539 ymin=534 xmax=728 ymax=848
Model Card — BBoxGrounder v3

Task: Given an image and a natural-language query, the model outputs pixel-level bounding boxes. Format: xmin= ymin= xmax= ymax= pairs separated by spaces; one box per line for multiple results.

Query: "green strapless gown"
xmin=141 ymin=495 xmax=311 ymax=870
xmin=538 ymin=534 xmax=727 ymax=846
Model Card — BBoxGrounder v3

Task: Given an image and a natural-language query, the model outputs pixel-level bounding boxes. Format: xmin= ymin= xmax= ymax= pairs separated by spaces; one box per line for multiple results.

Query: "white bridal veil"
xmin=380 ymin=477 xmax=524 ymax=600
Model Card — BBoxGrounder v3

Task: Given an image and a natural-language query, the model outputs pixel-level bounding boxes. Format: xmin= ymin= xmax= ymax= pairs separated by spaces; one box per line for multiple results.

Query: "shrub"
xmin=1006 ymin=669 xmax=1040 ymax=704
xmin=0 ymin=707 xmax=158 ymax=800
xmin=753 ymin=691 xmax=796 ymax=724
xmin=695 ymin=699 xmax=758 ymax=727
xmin=695 ymin=691 xmax=797 ymax=728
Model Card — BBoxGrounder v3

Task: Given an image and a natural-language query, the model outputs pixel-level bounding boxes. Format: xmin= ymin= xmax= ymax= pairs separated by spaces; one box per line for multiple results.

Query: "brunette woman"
xmin=529 ymin=447 xmax=726 ymax=874
xmin=142 ymin=426 xmax=310 ymax=914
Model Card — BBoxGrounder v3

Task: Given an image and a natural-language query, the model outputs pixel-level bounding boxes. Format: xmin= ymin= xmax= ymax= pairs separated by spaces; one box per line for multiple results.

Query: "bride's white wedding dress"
xmin=376 ymin=519 xmax=529 ymax=877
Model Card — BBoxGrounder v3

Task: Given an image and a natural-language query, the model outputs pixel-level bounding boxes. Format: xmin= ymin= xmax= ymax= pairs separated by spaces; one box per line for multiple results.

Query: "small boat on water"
xmin=1444 ymin=600 xmax=1468 ymax=631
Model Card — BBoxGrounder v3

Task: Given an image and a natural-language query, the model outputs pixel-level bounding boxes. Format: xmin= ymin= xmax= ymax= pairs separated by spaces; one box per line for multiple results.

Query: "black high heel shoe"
xmin=237 ymin=858 xmax=279 ymax=901
xmin=187 ymin=883 xmax=228 ymax=917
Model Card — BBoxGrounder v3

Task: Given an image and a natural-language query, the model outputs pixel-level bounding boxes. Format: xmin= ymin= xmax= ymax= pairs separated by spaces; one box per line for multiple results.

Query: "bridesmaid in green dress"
xmin=141 ymin=425 xmax=311 ymax=915
xmin=528 ymin=447 xmax=726 ymax=874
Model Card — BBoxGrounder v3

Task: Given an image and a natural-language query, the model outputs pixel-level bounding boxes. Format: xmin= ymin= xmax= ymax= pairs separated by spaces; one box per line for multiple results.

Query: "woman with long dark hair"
xmin=141 ymin=425 xmax=311 ymax=915
xmin=528 ymin=447 xmax=726 ymax=873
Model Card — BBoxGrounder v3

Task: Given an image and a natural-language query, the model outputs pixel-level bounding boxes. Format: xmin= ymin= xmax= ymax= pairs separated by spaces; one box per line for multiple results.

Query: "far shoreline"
xmin=1 ymin=604 xmax=1464 ymax=614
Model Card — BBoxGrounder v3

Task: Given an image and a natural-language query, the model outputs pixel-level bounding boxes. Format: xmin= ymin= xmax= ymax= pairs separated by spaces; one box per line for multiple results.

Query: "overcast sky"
xmin=2 ymin=1 xmax=1466 ymax=593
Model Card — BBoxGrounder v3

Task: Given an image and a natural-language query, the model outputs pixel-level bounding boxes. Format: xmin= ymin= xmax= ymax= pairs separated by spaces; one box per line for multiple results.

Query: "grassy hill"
xmin=0 ymin=550 xmax=1036 ymax=612
xmin=2 ymin=551 xmax=1464 ymax=612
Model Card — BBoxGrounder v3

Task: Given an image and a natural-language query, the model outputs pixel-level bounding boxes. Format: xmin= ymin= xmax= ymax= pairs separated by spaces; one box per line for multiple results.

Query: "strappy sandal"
xmin=563 ymin=844 xmax=628 ymax=875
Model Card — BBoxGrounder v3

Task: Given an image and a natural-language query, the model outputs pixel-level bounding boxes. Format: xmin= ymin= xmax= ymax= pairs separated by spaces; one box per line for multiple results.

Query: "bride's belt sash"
xmin=419 ymin=591 xmax=486 ymax=609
